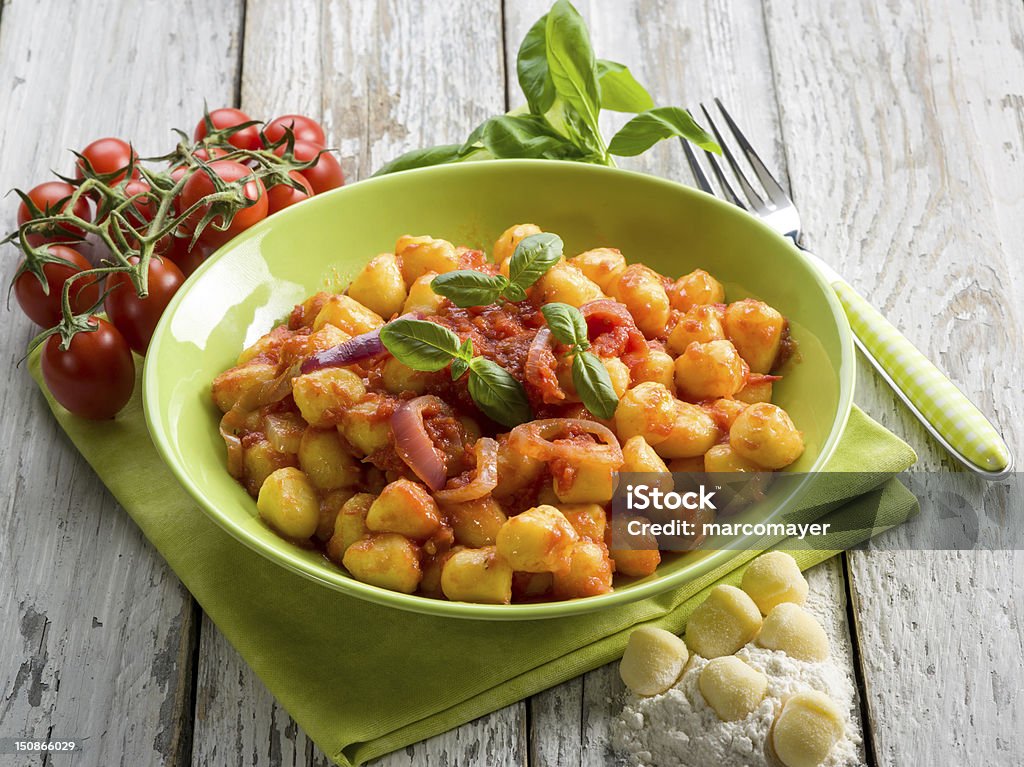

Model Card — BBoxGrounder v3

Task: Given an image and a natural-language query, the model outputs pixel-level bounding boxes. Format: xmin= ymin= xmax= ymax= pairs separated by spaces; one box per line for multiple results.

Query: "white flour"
xmin=613 ymin=600 xmax=864 ymax=767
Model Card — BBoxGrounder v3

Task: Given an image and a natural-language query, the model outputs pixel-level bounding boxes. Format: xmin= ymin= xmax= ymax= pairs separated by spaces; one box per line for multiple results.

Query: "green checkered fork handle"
xmin=680 ymin=98 xmax=1012 ymax=478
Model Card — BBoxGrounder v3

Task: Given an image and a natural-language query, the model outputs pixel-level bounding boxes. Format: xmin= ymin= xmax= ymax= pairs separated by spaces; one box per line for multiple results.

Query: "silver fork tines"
xmin=684 ymin=99 xmax=802 ymax=243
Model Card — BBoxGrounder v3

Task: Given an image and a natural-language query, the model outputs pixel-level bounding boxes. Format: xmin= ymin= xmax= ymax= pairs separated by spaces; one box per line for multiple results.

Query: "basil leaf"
xmin=596 ymin=59 xmax=654 ymax=113
xmin=431 ymin=270 xmax=509 ymax=307
xmin=451 ymin=357 xmax=469 ymax=381
xmin=467 ymin=357 xmax=533 ymax=427
xmin=508 ymin=232 xmax=563 ymax=291
xmin=541 ymin=302 xmax=589 ymax=349
xmin=572 ymin=351 xmax=619 ymax=420
xmin=608 ymin=106 xmax=720 ymax=156
xmin=545 ymin=1 xmax=603 ymax=150
xmin=501 ymin=282 xmax=528 ymax=303
xmin=373 ymin=144 xmax=465 ymax=176
xmin=517 ymin=13 xmax=555 ymax=115
xmin=478 ymin=115 xmax=584 ymax=160
xmin=457 ymin=337 xmax=474 ymax=361
xmin=380 ymin=318 xmax=460 ymax=371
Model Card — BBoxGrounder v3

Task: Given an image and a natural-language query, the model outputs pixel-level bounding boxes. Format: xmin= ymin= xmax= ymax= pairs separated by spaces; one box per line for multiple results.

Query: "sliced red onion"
xmin=264 ymin=412 xmax=305 ymax=454
xmin=434 ymin=437 xmax=498 ymax=503
xmin=508 ymin=418 xmax=623 ymax=466
xmin=524 ymin=328 xmax=566 ymax=404
xmin=391 ymin=395 xmax=448 ymax=491
xmin=219 ymin=411 xmax=246 ymax=478
xmin=299 ymin=311 xmax=424 ymax=374
xmin=237 ymin=364 xmax=298 ymax=410
xmin=300 ymin=329 xmax=384 ymax=374
xmin=580 ymin=299 xmax=637 ymax=336
xmin=580 ymin=299 xmax=648 ymax=351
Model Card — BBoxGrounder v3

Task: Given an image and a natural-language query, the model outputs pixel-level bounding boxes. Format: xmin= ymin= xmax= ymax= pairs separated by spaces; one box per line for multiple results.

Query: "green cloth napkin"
xmin=29 ymin=353 xmax=916 ymax=767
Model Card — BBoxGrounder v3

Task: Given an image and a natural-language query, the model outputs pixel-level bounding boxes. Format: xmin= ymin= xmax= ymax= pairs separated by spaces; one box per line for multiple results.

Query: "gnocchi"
xmin=496 ymin=505 xmax=578 ymax=573
xmin=257 ymin=467 xmax=320 ymax=540
xmin=772 ymin=691 xmax=845 ymax=767
xmin=684 ymin=585 xmax=763 ymax=658
xmin=699 ymin=656 xmax=768 ymax=721
xmin=741 ymin=551 xmax=809 ymax=614
xmin=619 ymin=626 xmax=689 ymax=696
xmin=348 ymin=253 xmax=407 ymax=319
xmin=756 ymin=603 xmax=829 ymax=662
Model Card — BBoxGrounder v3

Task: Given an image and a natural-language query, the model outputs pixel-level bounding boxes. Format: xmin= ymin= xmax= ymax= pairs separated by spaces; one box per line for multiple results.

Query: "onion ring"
xmin=581 ymin=299 xmax=647 ymax=353
xmin=508 ymin=418 xmax=623 ymax=467
xmin=434 ymin=437 xmax=499 ymax=503
xmin=391 ymin=395 xmax=449 ymax=491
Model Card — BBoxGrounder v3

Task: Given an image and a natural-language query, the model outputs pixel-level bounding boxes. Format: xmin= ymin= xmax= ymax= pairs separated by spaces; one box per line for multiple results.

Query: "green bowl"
xmin=143 ymin=160 xmax=855 ymax=621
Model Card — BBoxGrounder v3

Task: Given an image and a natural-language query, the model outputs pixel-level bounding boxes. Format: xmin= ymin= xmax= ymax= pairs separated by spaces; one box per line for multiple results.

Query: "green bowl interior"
xmin=144 ymin=160 xmax=854 ymax=621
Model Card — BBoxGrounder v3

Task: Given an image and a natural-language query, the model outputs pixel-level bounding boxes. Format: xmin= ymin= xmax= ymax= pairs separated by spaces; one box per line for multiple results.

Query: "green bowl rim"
xmin=143 ymin=159 xmax=855 ymax=621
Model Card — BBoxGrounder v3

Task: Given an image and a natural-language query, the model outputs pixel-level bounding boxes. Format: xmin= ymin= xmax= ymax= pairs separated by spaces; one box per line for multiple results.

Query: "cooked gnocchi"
xmin=213 ymin=225 xmax=803 ymax=604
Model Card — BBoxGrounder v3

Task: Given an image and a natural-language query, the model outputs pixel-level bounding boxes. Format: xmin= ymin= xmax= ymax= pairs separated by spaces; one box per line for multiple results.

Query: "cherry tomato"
xmin=122 ymin=178 xmax=157 ymax=224
xmin=14 ymin=245 xmax=100 ymax=327
xmin=104 ymin=257 xmax=185 ymax=354
xmin=263 ymin=114 xmax=326 ymax=147
xmin=275 ymin=140 xmax=344 ymax=194
xmin=17 ymin=181 xmax=91 ymax=246
xmin=179 ymin=160 xmax=268 ymax=247
xmin=164 ymin=235 xmax=209 ymax=277
xmin=267 ymin=171 xmax=313 ymax=214
xmin=41 ymin=317 xmax=135 ymax=420
xmin=193 ymin=108 xmax=261 ymax=151
xmin=76 ymin=137 xmax=138 ymax=183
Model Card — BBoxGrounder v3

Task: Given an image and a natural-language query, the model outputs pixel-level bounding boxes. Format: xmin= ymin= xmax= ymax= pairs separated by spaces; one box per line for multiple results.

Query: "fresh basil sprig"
xmin=374 ymin=0 xmax=719 ymax=177
xmin=430 ymin=232 xmax=563 ymax=307
xmin=467 ymin=357 xmax=534 ymax=427
xmin=540 ymin=303 xmax=619 ymax=420
xmin=379 ymin=318 xmax=532 ymax=427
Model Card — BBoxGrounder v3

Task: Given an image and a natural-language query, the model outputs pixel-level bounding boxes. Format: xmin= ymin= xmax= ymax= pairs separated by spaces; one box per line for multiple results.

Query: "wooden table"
xmin=1 ymin=1 xmax=1021 ymax=764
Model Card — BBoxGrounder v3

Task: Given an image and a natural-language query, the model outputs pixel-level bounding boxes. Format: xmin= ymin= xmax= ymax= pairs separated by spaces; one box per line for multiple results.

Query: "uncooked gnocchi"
xmin=772 ymin=690 xmax=845 ymax=767
xmin=684 ymin=585 xmax=763 ymax=658
xmin=698 ymin=655 xmax=768 ymax=721
xmin=619 ymin=626 xmax=690 ymax=696
xmin=756 ymin=603 xmax=830 ymax=662
xmin=741 ymin=551 xmax=809 ymax=614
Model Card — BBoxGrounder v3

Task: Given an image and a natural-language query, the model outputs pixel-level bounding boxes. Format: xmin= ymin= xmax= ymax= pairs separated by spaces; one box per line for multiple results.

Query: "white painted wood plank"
xmin=762 ymin=0 xmax=1024 ymax=763
xmin=0 ymin=1 xmax=242 ymax=765
xmin=189 ymin=2 xmax=518 ymax=765
xmin=503 ymin=3 xmax=868 ymax=765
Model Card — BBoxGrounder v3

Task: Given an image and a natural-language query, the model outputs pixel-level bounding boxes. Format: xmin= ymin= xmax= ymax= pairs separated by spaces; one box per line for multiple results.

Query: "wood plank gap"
xmin=755 ymin=0 xmax=797 ymax=197
xmin=234 ymin=0 xmax=249 ymax=108
xmin=181 ymin=597 xmax=203 ymax=767
xmin=500 ymin=0 xmax=511 ymax=114
xmin=841 ymin=552 xmax=878 ymax=767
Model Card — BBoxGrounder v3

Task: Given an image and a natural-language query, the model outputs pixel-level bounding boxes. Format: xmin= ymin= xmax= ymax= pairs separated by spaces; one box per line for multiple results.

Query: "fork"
xmin=680 ymin=98 xmax=1012 ymax=479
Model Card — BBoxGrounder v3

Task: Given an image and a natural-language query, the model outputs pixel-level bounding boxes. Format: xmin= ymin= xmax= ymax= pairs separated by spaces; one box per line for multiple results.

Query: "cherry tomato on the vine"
xmin=104 ymin=257 xmax=185 ymax=355
xmin=179 ymin=160 xmax=268 ymax=247
xmin=17 ymin=181 xmax=91 ymax=246
xmin=14 ymin=245 xmax=100 ymax=327
xmin=194 ymin=108 xmax=261 ymax=151
xmin=41 ymin=317 xmax=135 ymax=420
xmin=267 ymin=171 xmax=313 ymax=214
xmin=122 ymin=178 xmax=158 ymax=224
xmin=76 ymin=137 xmax=138 ymax=183
xmin=274 ymin=140 xmax=344 ymax=194
xmin=164 ymin=235 xmax=209 ymax=278
xmin=263 ymin=114 xmax=326 ymax=148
